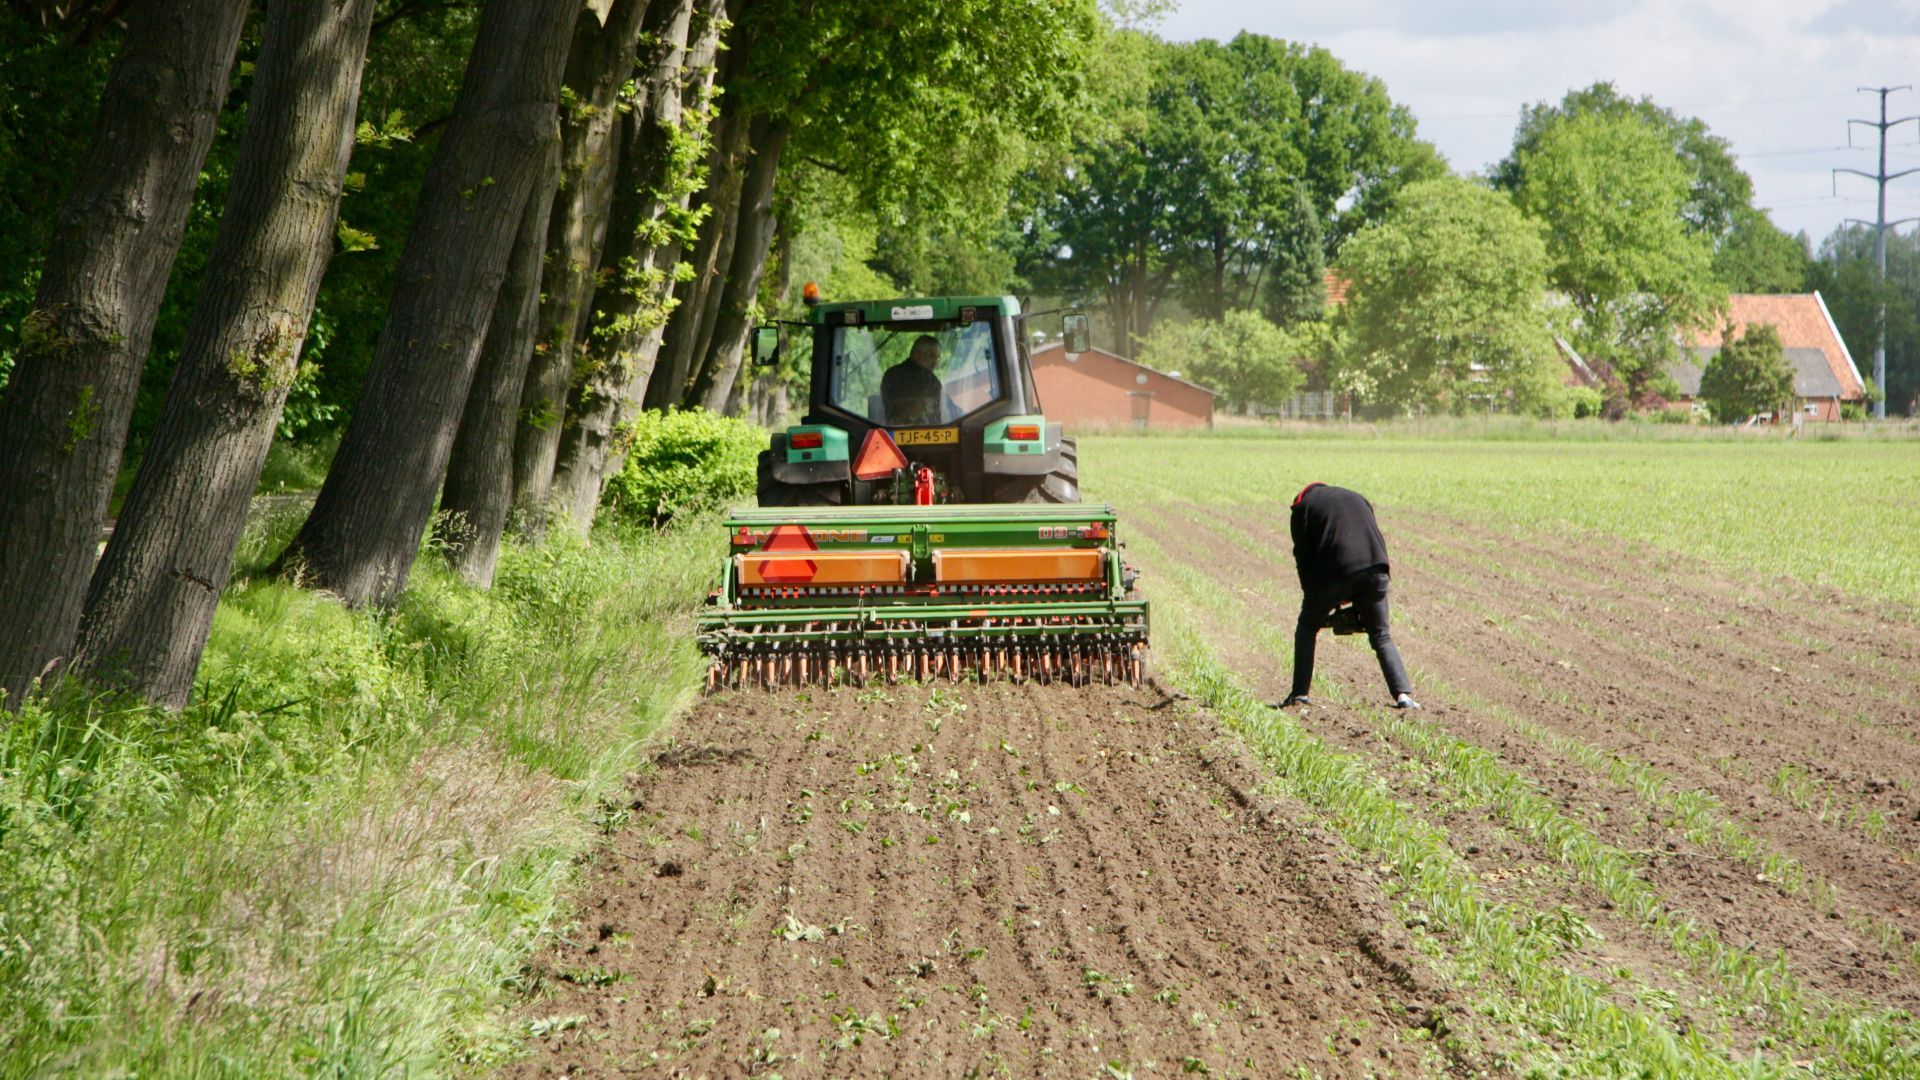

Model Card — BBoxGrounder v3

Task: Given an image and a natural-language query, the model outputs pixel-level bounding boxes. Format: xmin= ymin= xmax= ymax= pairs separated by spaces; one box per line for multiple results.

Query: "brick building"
xmin=1675 ymin=293 xmax=1865 ymax=421
xmin=1028 ymin=342 xmax=1216 ymax=430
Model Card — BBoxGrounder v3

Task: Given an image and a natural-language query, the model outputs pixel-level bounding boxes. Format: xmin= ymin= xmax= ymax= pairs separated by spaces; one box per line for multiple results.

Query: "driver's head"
xmin=910 ymin=335 xmax=940 ymax=369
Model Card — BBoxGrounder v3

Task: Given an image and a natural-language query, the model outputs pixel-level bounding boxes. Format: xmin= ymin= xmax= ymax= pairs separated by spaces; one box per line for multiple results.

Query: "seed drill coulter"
xmin=699 ymin=293 xmax=1149 ymax=689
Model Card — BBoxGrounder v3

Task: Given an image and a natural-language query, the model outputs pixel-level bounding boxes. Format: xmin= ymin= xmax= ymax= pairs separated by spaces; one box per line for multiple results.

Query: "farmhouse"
xmin=1029 ymin=342 xmax=1216 ymax=430
xmin=1674 ymin=293 xmax=1865 ymax=421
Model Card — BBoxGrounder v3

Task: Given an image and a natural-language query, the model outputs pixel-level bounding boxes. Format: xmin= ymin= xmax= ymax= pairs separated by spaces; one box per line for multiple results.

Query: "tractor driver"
xmin=881 ymin=334 xmax=946 ymax=425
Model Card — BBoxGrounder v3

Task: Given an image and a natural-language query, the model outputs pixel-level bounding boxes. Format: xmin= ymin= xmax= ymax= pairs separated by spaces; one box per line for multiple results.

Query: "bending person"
xmin=1282 ymin=482 xmax=1419 ymax=710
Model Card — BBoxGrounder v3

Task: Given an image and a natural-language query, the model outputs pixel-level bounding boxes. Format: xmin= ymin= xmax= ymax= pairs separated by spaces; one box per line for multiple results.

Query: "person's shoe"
xmin=1276 ymin=694 xmax=1313 ymax=708
xmin=1394 ymin=693 xmax=1422 ymax=710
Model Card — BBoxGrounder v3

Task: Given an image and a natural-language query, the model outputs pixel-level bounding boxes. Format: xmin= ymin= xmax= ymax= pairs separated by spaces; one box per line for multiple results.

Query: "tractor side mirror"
xmin=752 ymin=325 xmax=781 ymax=367
xmin=1062 ymin=313 xmax=1090 ymax=356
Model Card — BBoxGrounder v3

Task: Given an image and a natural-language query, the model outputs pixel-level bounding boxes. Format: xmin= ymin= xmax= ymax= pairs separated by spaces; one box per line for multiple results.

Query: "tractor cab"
xmin=752 ymin=296 xmax=1083 ymax=506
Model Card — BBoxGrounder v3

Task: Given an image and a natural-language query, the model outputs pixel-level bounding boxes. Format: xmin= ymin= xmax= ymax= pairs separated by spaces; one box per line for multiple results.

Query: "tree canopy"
xmin=1510 ymin=108 xmax=1723 ymax=405
xmin=1698 ymin=322 xmax=1795 ymax=423
xmin=1333 ymin=176 xmax=1561 ymax=413
xmin=1137 ymin=308 xmax=1303 ymax=412
xmin=1020 ymin=30 xmax=1439 ymax=350
xmin=1494 ymin=81 xmax=1809 ymax=297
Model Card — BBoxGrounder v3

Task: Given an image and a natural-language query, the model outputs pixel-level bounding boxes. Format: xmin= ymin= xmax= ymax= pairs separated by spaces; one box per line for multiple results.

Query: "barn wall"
xmin=1029 ymin=346 xmax=1213 ymax=430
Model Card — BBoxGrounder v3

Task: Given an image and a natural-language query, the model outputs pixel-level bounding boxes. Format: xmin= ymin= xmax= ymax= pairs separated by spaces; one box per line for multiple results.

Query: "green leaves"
xmin=1138 ymin=309 xmax=1304 ymax=412
xmin=1025 ymin=30 xmax=1433 ymax=351
xmin=1335 ymin=176 xmax=1560 ymax=414
xmin=1512 ymin=109 xmax=1723 ymax=397
xmin=1698 ymin=322 xmax=1795 ymax=423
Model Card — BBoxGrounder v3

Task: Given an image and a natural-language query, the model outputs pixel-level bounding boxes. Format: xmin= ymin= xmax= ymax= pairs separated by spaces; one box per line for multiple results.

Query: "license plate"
xmin=894 ymin=427 xmax=957 ymax=446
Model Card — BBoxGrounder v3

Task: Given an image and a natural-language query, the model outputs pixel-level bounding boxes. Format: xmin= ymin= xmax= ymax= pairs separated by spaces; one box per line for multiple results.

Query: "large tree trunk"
xmin=272 ymin=0 xmax=578 ymax=607
xmin=71 ymin=0 xmax=378 ymax=707
xmin=546 ymin=0 xmax=721 ymax=535
xmin=437 ymin=138 xmax=562 ymax=587
xmin=0 ymin=0 xmax=249 ymax=706
xmin=508 ymin=0 xmax=653 ymax=540
xmin=644 ymin=101 xmax=746 ymax=411
xmin=691 ymin=117 xmax=788 ymax=413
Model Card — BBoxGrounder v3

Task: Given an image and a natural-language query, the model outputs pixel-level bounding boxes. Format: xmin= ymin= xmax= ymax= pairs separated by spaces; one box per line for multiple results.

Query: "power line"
xmin=1741 ymin=145 xmax=1857 ymax=159
xmin=1834 ymin=85 xmax=1920 ymax=419
xmin=1423 ymin=90 xmax=1857 ymax=124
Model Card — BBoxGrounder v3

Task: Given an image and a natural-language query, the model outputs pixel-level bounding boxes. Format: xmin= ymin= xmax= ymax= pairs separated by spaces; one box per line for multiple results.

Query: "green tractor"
xmin=697 ymin=293 xmax=1149 ymax=690
xmin=754 ymin=294 xmax=1079 ymax=507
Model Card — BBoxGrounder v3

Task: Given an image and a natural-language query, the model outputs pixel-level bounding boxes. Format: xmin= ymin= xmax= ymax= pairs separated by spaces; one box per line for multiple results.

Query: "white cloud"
xmin=1153 ymin=0 xmax=1920 ymax=243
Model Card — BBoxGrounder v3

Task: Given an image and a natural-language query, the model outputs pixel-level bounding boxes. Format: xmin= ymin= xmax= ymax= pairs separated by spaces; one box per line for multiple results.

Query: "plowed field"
xmin=509 ymin=433 xmax=1920 ymax=1078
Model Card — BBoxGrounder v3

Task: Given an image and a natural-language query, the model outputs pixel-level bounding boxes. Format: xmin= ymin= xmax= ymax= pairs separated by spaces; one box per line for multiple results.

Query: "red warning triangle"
xmin=758 ymin=522 xmax=818 ymax=583
xmin=854 ymin=428 xmax=909 ymax=481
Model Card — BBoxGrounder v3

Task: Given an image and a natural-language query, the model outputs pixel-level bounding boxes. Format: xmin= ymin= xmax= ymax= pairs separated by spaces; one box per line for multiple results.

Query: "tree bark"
xmin=272 ymin=0 xmax=578 ymax=608
xmin=507 ymin=0 xmax=652 ymax=540
xmin=0 ymin=0 xmax=248 ymax=706
xmin=546 ymin=0 xmax=720 ymax=535
xmin=644 ymin=100 xmax=746 ymax=411
xmin=691 ymin=117 xmax=789 ymax=414
xmin=437 ymin=137 xmax=561 ymax=587
xmin=70 ymin=0 xmax=378 ymax=706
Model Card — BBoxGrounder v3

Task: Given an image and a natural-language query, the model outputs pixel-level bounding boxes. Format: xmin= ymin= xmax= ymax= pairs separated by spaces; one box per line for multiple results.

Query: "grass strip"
xmin=0 ymin=513 xmax=713 ymax=1075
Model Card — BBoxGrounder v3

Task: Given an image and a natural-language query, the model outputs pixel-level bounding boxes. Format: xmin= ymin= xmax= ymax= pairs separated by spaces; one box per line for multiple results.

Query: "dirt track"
xmin=508 ymin=498 xmax=1920 ymax=1075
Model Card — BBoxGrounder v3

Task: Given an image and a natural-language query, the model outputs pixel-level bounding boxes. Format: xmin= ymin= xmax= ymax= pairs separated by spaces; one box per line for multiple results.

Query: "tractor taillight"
xmin=790 ymin=431 xmax=824 ymax=450
xmin=1006 ymin=424 xmax=1041 ymax=441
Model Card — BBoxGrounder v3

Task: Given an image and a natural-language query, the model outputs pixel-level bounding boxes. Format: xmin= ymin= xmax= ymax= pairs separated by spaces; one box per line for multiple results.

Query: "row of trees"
xmin=1138 ymin=79 xmax=1892 ymax=420
xmin=2 ymin=3 xmax=1912 ymax=708
xmin=0 ymin=0 xmax=1098 ymax=707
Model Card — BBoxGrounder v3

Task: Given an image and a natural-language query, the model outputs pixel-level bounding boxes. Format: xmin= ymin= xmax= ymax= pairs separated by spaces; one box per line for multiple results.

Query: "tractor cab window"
xmin=827 ymin=319 xmax=1002 ymax=426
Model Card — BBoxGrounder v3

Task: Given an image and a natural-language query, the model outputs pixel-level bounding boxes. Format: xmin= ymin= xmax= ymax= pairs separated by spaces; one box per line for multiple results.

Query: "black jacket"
xmin=1290 ymin=483 xmax=1390 ymax=588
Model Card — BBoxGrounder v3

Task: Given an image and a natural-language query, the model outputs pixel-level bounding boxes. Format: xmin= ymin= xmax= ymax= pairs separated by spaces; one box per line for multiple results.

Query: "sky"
xmin=1154 ymin=0 xmax=1920 ymax=249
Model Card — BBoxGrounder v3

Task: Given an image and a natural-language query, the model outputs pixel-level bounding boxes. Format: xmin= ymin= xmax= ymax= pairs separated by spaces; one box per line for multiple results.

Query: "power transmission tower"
xmin=1835 ymin=86 xmax=1920 ymax=419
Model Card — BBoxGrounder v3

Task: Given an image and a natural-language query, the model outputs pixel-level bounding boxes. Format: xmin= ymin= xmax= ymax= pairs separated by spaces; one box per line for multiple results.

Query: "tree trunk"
xmin=508 ymin=0 xmax=652 ymax=539
xmin=546 ymin=0 xmax=720 ymax=536
xmin=0 ymin=0 xmax=248 ymax=706
xmin=691 ymin=117 xmax=788 ymax=414
xmin=70 ymin=0 xmax=378 ymax=707
xmin=272 ymin=0 xmax=577 ymax=608
xmin=644 ymin=101 xmax=746 ymax=410
xmin=437 ymin=137 xmax=561 ymax=587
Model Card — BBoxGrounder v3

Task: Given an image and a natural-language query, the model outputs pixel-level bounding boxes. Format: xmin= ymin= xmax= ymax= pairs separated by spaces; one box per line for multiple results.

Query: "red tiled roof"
xmin=1323 ymin=269 xmax=1350 ymax=307
xmin=1686 ymin=293 xmax=1863 ymax=400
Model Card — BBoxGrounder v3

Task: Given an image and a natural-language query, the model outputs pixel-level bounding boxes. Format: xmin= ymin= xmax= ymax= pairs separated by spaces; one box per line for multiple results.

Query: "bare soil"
xmin=507 ymin=682 xmax=1468 ymax=1077
xmin=1134 ymin=501 xmax=1920 ymax=1028
xmin=506 ymin=495 xmax=1920 ymax=1076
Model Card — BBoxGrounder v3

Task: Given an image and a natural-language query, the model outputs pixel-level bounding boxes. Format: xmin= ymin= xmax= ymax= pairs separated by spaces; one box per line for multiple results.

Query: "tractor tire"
xmin=756 ymin=450 xmax=844 ymax=507
xmin=989 ymin=437 xmax=1080 ymax=504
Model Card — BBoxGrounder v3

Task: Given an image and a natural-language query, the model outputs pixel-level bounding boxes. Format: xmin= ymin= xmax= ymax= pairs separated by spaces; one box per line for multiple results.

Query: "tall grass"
xmin=0 ymin=513 xmax=713 ymax=1075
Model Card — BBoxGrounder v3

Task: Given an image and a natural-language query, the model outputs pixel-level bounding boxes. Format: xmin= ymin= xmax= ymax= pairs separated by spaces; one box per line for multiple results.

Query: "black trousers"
xmin=1289 ymin=568 xmax=1412 ymax=701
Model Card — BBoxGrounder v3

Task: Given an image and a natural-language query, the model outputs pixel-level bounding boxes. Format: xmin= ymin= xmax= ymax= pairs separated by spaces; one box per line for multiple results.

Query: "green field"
xmin=1087 ymin=428 xmax=1920 ymax=610
xmin=7 ymin=426 xmax=1920 ymax=1076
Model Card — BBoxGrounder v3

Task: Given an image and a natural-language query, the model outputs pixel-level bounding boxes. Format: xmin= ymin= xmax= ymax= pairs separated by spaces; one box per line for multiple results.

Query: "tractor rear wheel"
xmin=989 ymin=437 xmax=1080 ymax=504
xmin=755 ymin=450 xmax=844 ymax=507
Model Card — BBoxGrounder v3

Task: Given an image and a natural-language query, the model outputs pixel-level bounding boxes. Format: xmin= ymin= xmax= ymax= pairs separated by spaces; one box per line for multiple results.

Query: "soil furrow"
xmin=1129 ymin=507 xmax=1920 ymax=1027
xmin=508 ymin=682 xmax=1457 ymax=1077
